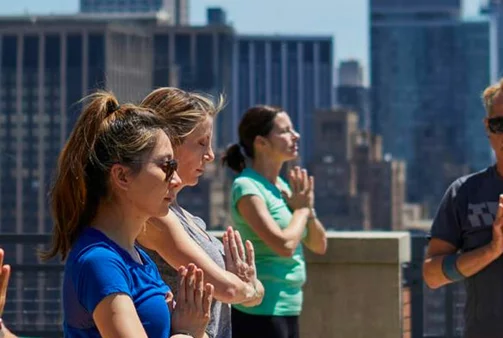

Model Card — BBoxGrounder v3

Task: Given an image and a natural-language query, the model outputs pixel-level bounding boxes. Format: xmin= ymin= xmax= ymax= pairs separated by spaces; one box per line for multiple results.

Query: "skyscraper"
xmin=370 ymin=0 xmax=491 ymax=214
xmin=336 ymin=60 xmax=370 ymax=130
xmin=338 ymin=60 xmax=363 ymax=87
xmin=233 ymin=35 xmax=333 ymax=164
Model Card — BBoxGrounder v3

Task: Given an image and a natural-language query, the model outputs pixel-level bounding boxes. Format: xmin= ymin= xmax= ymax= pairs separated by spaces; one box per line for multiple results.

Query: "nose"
xmin=204 ymin=145 xmax=215 ymax=163
xmin=292 ymin=129 xmax=300 ymax=140
xmin=169 ymin=170 xmax=182 ymax=189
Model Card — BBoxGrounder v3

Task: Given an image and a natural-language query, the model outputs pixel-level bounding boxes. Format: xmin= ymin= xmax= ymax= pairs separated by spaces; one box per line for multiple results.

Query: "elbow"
xmin=313 ymin=238 xmax=328 ymax=255
xmin=315 ymin=244 xmax=328 ymax=255
xmin=423 ymin=277 xmax=442 ymax=290
xmin=422 ymin=264 xmax=444 ymax=290
xmin=221 ymin=285 xmax=239 ymax=302
xmin=276 ymin=243 xmax=297 ymax=257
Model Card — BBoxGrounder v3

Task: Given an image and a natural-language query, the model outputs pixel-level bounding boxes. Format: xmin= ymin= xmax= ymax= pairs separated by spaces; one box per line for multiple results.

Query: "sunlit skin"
xmin=172 ymin=116 xmax=215 ymax=195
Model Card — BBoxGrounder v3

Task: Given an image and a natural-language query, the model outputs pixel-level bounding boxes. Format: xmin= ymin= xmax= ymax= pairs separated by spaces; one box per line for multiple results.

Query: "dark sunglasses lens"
xmin=164 ymin=159 xmax=178 ymax=181
xmin=489 ymin=118 xmax=503 ymax=133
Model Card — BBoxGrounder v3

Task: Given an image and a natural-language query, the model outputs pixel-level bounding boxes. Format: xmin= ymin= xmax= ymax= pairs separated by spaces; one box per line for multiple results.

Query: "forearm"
xmin=281 ymin=208 xmax=310 ymax=252
xmin=303 ymin=217 xmax=327 ymax=254
xmin=423 ymin=243 xmax=499 ymax=289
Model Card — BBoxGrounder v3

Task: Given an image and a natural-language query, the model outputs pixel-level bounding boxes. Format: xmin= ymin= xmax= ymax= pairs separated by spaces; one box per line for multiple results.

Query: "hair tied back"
xmin=106 ymin=101 xmax=121 ymax=116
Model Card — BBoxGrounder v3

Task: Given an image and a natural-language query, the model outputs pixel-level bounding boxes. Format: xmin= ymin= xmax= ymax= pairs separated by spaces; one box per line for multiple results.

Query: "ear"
xmin=109 ymin=164 xmax=134 ymax=192
xmin=254 ymin=135 xmax=269 ymax=150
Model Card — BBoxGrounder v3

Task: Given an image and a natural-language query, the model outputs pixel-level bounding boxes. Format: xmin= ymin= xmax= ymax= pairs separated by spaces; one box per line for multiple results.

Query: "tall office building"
xmin=338 ymin=60 xmax=363 ymax=87
xmin=233 ymin=35 xmax=333 ymax=164
xmin=80 ymin=0 xmax=189 ymax=25
xmin=481 ymin=0 xmax=503 ymax=81
xmin=0 ymin=16 xmax=153 ymax=333
xmin=336 ymin=60 xmax=370 ymax=130
xmin=370 ymin=0 xmax=491 ymax=214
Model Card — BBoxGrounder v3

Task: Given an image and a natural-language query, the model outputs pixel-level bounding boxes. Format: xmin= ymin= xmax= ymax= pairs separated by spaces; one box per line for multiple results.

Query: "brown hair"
xmin=42 ymin=91 xmax=166 ymax=261
xmin=222 ymin=105 xmax=282 ymax=173
xmin=141 ymin=87 xmax=225 ymax=145
xmin=483 ymin=78 xmax=503 ymax=116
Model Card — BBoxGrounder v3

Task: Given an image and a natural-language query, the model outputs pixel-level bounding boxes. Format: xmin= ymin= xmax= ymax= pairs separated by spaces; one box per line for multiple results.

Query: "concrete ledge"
xmin=305 ymin=231 xmax=411 ymax=264
xmin=301 ymin=231 xmax=411 ymax=338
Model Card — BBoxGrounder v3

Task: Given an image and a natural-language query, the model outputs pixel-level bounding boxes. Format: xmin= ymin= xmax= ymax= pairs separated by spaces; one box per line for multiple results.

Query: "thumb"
xmin=496 ymin=195 xmax=503 ymax=224
xmin=281 ymin=190 xmax=290 ymax=201
xmin=165 ymin=291 xmax=175 ymax=312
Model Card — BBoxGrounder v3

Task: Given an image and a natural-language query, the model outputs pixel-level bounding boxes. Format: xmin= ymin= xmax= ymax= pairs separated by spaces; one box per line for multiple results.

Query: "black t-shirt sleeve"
xmin=430 ymin=180 xmax=463 ymax=248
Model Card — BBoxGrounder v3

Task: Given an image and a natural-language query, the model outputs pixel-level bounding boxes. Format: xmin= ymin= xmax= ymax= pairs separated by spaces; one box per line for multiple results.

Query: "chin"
xmin=288 ymin=151 xmax=299 ymax=160
xmin=156 ymin=204 xmax=171 ymax=218
xmin=185 ymin=178 xmax=199 ymax=187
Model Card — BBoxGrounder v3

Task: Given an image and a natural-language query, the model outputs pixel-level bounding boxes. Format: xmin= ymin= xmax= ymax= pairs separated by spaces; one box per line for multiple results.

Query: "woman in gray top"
xmin=137 ymin=88 xmax=265 ymax=338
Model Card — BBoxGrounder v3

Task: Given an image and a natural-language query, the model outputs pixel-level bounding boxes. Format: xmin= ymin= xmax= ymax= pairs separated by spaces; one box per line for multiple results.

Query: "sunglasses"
xmin=488 ymin=117 xmax=503 ymax=134
xmin=160 ymin=159 xmax=178 ymax=182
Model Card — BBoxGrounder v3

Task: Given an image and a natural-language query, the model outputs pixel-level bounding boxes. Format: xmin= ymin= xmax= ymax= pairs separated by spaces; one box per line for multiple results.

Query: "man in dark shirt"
xmin=424 ymin=78 xmax=503 ymax=338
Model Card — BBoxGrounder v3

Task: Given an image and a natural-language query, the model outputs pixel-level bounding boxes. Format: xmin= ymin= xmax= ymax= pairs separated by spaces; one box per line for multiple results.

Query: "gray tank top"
xmin=144 ymin=204 xmax=231 ymax=338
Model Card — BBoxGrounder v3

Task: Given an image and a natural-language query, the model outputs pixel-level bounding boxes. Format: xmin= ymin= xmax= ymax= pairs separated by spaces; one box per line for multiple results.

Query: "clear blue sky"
xmin=0 ymin=0 xmax=484 ymax=81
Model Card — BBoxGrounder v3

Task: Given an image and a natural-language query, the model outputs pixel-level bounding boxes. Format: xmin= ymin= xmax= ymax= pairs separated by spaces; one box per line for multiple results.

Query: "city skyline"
xmin=0 ymin=0 xmax=484 ymax=85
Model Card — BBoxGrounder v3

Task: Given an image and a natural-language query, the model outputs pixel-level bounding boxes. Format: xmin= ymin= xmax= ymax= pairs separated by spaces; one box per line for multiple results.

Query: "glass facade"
xmin=371 ymin=1 xmax=491 ymax=214
xmin=80 ymin=0 xmax=163 ymax=13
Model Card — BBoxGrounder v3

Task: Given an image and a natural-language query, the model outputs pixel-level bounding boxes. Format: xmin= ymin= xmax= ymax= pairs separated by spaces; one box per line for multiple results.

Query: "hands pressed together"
xmin=281 ymin=166 xmax=315 ymax=212
xmin=170 ymin=263 xmax=214 ymax=338
xmin=222 ymin=227 xmax=264 ymax=305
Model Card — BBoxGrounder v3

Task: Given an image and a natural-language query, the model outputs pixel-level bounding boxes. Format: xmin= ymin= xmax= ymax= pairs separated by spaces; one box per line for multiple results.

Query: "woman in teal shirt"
xmin=222 ymin=105 xmax=327 ymax=338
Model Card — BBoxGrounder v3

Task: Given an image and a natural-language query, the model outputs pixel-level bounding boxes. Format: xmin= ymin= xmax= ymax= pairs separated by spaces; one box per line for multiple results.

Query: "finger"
xmin=223 ymin=232 xmax=232 ymax=266
xmin=234 ymin=230 xmax=246 ymax=262
xmin=0 ymin=248 xmax=4 ymax=268
xmin=301 ymin=169 xmax=308 ymax=192
xmin=289 ymin=169 xmax=297 ymax=193
xmin=203 ymin=283 xmax=214 ymax=319
xmin=186 ymin=264 xmax=196 ymax=306
xmin=228 ymin=227 xmax=240 ymax=262
xmin=496 ymin=195 xmax=503 ymax=223
xmin=306 ymin=175 xmax=314 ymax=195
xmin=245 ymin=240 xmax=255 ymax=268
xmin=0 ymin=265 xmax=10 ymax=316
xmin=294 ymin=166 xmax=302 ymax=192
xmin=194 ymin=268 xmax=204 ymax=312
xmin=295 ymin=167 xmax=304 ymax=192
xmin=177 ymin=266 xmax=188 ymax=306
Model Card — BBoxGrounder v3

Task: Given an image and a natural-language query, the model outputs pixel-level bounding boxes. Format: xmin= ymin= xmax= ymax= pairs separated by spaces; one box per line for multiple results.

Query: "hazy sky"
xmin=0 ymin=0 xmax=485 ymax=80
